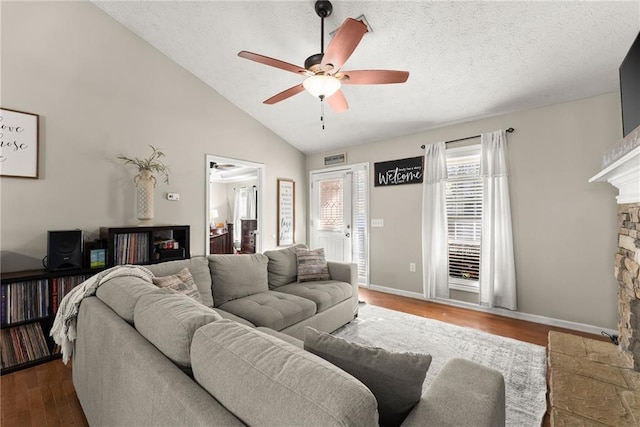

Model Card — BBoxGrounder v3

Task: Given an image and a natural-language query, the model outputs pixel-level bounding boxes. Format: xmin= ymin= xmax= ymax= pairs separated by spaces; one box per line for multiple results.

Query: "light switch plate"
xmin=371 ymin=219 xmax=384 ymax=227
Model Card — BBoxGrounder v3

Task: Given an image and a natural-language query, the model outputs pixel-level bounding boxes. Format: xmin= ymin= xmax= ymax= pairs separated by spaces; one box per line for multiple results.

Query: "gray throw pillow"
xmin=296 ymin=247 xmax=330 ymax=283
xmin=304 ymin=327 xmax=431 ymax=427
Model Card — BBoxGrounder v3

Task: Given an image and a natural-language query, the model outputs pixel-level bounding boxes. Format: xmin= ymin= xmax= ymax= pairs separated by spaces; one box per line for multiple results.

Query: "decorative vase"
xmin=135 ymin=169 xmax=156 ymax=225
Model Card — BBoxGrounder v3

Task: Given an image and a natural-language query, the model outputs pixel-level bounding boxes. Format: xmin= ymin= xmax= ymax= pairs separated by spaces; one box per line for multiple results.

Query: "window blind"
xmin=352 ymin=168 xmax=369 ymax=284
xmin=446 ymin=147 xmax=482 ymax=283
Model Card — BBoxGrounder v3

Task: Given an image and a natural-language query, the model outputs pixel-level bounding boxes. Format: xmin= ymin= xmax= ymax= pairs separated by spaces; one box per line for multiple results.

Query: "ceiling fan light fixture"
xmin=303 ymin=74 xmax=341 ymax=98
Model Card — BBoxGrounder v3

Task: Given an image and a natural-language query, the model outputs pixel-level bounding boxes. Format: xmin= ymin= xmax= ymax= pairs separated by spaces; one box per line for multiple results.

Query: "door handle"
xmin=345 ymin=233 xmax=350 ymax=237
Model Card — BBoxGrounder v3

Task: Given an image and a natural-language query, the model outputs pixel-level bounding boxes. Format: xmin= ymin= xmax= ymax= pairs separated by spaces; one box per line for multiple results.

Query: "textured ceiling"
xmin=93 ymin=1 xmax=640 ymax=154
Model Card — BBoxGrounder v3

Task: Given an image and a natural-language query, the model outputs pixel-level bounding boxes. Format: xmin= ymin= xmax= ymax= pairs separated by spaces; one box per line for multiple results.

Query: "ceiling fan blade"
xmin=326 ymin=89 xmax=349 ymax=113
xmin=340 ymin=70 xmax=409 ymax=85
xmin=321 ymin=18 xmax=368 ymax=73
xmin=238 ymin=51 xmax=307 ymax=75
xmin=263 ymin=84 xmax=305 ymax=105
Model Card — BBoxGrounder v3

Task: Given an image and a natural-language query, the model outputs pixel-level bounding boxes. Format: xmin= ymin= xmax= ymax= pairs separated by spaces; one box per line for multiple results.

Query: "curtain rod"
xmin=420 ymin=127 xmax=515 ymax=149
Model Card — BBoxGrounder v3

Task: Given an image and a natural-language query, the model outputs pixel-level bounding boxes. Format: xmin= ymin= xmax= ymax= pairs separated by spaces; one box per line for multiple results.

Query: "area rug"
xmin=332 ymin=303 xmax=547 ymax=427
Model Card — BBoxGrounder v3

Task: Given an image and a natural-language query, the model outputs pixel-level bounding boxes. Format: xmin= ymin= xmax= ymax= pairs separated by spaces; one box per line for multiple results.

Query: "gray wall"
xmin=307 ymin=93 xmax=621 ymax=330
xmin=1 ymin=1 xmax=306 ymax=271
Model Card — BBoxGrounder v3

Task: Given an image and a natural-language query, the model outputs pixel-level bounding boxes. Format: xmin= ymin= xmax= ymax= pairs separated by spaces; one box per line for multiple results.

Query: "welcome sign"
xmin=374 ymin=156 xmax=424 ymax=187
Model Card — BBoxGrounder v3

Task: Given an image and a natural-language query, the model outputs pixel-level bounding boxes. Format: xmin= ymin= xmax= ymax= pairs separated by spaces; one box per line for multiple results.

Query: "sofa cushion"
xmin=276 ymin=280 xmax=352 ymax=312
xmin=95 ymin=275 xmax=158 ymax=323
xmin=134 ymin=291 xmax=222 ymax=367
xmin=145 ymin=257 xmax=214 ymax=307
xmin=191 ymin=320 xmax=379 ymax=427
xmin=208 ymin=254 xmax=269 ymax=307
xmin=304 ymin=327 xmax=432 ymax=427
xmin=152 ymin=267 xmax=203 ymax=303
xmin=296 ymin=247 xmax=330 ymax=282
xmin=263 ymin=243 xmax=308 ymax=288
xmin=218 ymin=291 xmax=316 ymax=331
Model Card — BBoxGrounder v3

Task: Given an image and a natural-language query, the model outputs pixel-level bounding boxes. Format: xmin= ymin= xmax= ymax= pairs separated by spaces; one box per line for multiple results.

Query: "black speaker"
xmin=47 ymin=230 xmax=83 ymax=271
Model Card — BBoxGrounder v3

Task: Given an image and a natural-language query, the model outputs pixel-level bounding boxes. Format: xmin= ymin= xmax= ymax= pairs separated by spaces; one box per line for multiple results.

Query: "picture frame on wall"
xmin=0 ymin=108 xmax=40 ymax=179
xmin=277 ymin=178 xmax=295 ymax=246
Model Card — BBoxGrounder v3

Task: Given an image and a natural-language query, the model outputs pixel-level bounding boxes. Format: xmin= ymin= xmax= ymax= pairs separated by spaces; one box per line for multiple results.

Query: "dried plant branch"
xmin=118 ymin=145 xmax=170 ymax=184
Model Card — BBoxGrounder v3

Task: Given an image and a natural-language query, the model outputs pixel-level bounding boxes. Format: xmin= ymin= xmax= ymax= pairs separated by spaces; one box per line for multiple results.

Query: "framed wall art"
xmin=0 ymin=108 xmax=40 ymax=179
xmin=277 ymin=178 xmax=295 ymax=246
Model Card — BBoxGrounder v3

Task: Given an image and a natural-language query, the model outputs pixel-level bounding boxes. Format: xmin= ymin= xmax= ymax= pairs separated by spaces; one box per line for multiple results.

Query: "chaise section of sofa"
xmin=207 ymin=247 xmax=359 ymax=339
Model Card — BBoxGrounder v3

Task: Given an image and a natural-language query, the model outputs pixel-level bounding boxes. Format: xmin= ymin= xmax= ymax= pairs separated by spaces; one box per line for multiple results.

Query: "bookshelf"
xmin=0 ymin=268 xmax=100 ymax=375
xmin=100 ymin=225 xmax=190 ymax=266
xmin=1 ymin=225 xmax=190 ymax=374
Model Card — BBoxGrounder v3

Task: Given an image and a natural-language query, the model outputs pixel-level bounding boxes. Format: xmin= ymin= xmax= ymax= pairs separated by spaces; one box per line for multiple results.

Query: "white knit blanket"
xmin=50 ymin=265 xmax=154 ymax=363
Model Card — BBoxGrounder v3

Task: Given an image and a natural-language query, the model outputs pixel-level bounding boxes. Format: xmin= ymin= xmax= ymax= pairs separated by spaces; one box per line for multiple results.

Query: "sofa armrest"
xmin=401 ymin=358 xmax=505 ymax=427
xmin=327 ymin=261 xmax=357 ymax=284
xmin=327 ymin=261 xmax=359 ymax=316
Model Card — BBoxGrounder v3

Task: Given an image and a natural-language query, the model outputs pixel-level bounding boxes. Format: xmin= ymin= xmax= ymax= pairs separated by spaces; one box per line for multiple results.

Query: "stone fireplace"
xmin=616 ymin=203 xmax=640 ymax=370
xmin=547 ymin=129 xmax=640 ymax=426
xmin=590 ymin=125 xmax=640 ymax=372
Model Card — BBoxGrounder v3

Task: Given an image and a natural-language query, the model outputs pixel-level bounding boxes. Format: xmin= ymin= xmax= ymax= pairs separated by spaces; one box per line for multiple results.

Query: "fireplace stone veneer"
xmin=590 ymin=127 xmax=640 ymax=373
xmin=616 ymin=202 xmax=640 ymax=370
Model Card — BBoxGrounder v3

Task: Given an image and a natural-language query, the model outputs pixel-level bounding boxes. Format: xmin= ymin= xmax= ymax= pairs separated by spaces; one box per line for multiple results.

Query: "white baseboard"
xmin=365 ymin=284 xmax=618 ymax=337
xmin=367 ymin=284 xmax=425 ymax=300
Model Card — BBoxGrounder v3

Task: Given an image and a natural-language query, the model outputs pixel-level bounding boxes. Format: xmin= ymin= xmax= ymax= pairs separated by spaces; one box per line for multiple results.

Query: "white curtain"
xmin=480 ymin=130 xmax=517 ymax=310
xmin=232 ymin=186 xmax=258 ymax=243
xmin=248 ymin=186 xmax=257 ymax=219
xmin=422 ymin=142 xmax=449 ymax=299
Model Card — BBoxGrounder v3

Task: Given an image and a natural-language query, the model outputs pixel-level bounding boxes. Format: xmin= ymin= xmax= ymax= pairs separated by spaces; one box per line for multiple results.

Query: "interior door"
xmin=310 ymin=170 xmax=352 ymax=262
xmin=206 ymin=155 xmax=265 ymax=255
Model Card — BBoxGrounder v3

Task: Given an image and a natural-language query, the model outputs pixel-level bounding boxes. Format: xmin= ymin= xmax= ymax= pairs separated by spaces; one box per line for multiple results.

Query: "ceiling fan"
xmin=209 ymin=161 xmax=238 ymax=171
xmin=238 ymin=0 xmax=409 ymax=115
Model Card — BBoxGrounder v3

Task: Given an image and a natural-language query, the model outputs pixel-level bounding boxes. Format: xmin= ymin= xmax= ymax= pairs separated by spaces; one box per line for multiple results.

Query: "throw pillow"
xmin=296 ymin=247 xmax=330 ymax=283
xmin=304 ymin=327 xmax=432 ymax=427
xmin=152 ymin=267 xmax=203 ymax=303
xmin=145 ymin=257 xmax=214 ymax=307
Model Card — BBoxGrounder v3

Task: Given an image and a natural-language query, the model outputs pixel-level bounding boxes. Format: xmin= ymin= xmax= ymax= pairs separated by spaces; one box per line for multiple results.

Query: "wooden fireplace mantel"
xmin=590 ymin=126 xmax=640 ymax=204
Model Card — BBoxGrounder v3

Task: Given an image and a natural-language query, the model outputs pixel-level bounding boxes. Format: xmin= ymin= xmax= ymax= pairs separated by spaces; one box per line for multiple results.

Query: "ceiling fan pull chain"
xmin=321 ymin=97 xmax=325 ymax=130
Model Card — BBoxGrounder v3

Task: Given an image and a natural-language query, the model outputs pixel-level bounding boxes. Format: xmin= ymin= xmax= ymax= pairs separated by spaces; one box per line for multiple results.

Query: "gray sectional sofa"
xmin=72 ymin=245 xmax=505 ymax=426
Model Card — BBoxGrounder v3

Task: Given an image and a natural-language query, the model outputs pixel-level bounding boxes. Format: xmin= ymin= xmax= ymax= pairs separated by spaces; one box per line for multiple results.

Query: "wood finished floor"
xmin=1 ymin=288 xmax=608 ymax=427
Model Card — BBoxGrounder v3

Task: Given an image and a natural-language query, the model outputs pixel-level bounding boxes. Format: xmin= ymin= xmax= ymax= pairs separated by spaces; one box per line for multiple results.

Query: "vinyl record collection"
xmin=1 ymin=279 xmax=49 ymax=324
xmin=0 ymin=323 xmax=50 ymax=369
xmin=114 ymin=232 xmax=150 ymax=265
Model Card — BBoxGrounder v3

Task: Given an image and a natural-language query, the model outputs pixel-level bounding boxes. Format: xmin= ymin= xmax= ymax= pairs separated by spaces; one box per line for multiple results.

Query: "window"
xmin=445 ymin=145 xmax=482 ymax=290
xmin=318 ymin=179 xmax=344 ymax=231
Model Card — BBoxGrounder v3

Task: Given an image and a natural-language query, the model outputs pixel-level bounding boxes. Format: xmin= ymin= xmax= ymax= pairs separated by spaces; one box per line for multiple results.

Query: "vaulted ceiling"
xmin=94 ymin=1 xmax=639 ymax=154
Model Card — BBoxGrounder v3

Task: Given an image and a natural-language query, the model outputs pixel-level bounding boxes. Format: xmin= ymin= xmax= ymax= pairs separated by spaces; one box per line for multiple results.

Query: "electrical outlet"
xmin=167 ymin=193 xmax=180 ymax=201
xmin=371 ymin=219 xmax=384 ymax=227
xmin=409 ymin=262 xmax=416 ymax=272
